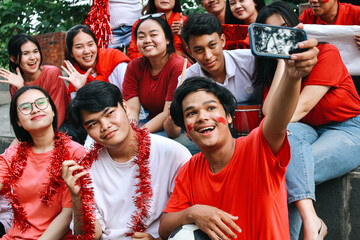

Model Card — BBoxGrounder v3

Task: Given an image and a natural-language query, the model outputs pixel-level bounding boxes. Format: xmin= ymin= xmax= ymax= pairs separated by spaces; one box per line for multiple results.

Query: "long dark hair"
xmin=65 ymin=24 xmax=97 ymax=65
xmin=7 ymin=33 xmax=43 ymax=73
xmin=134 ymin=17 xmax=175 ymax=55
xmin=225 ymin=0 xmax=266 ymax=24
xmin=10 ymin=85 xmax=58 ymax=142
xmin=142 ymin=0 xmax=182 ymax=15
xmin=253 ymin=1 xmax=300 ymax=88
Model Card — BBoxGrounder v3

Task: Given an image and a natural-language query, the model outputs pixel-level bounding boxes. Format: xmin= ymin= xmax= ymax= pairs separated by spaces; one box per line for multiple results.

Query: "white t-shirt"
xmin=179 ymin=49 xmax=263 ymax=104
xmin=90 ymin=134 xmax=191 ymax=239
xmin=109 ymin=0 xmax=142 ymax=28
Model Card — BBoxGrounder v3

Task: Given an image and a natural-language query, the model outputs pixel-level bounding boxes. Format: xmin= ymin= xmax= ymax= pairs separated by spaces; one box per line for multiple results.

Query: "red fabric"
xmin=68 ymin=48 xmax=130 ymax=94
xmin=0 ymin=141 xmax=85 ymax=240
xmin=123 ymin=53 xmax=190 ymax=119
xmin=299 ymin=2 xmax=360 ymax=25
xmin=221 ymin=24 xmax=250 ymax=50
xmin=10 ymin=65 xmax=70 ymax=127
xmin=127 ymin=12 xmax=187 ymax=60
xmin=164 ymin=121 xmax=290 ymax=240
xmin=300 ymin=44 xmax=360 ymax=125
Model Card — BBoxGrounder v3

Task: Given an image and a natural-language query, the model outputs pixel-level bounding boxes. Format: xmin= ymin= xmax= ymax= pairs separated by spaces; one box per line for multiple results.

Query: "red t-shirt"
xmin=164 ymin=121 xmax=291 ymax=240
xmin=127 ymin=12 xmax=187 ymax=60
xmin=123 ymin=53 xmax=190 ymax=119
xmin=10 ymin=65 xmax=70 ymax=127
xmin=0 ymin=140 xmax=85 ymax=240
xmin=299 ymin=2 xmax=360 ymax=25
xmin=300 ymin=44 xmax=360 ymax=125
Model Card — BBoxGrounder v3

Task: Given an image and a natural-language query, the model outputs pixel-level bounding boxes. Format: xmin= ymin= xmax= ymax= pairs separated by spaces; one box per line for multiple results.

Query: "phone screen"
xmin=249 ymin=23 xmax=308 ymax=59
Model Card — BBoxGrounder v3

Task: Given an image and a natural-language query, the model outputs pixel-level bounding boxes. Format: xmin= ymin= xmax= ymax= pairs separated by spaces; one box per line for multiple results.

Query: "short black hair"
xmin=134 ymin=17 xmax=175 ymax=54
xmin=225 ymin=0 xmax=266 ymax=24
xmin=170 ymin=76 xmax=237 ymax=131
xmin=7 ymin=33 xmax=43 ymax=73
xmin=65 ymin=24 xmax=97 ymax=65
xmin=181 ymin=13 xmax=222 ymax=46
xmin=68 ymin=81 xmax=124 ymax=128
xmin=10 ymin=85 xmax=58 ymax=142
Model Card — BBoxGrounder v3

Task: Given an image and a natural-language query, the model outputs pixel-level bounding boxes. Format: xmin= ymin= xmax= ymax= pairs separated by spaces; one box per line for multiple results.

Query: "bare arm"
xmin=290 ymin=85 xmax=330 ymax=122
xmin=38 ymin=207 xmax=73 ymax=240
xmin=159 ymin=205 xmax=241 ymax=240
xmin=263 ymin=38 xmax=319 ymax=154
xmin=62 ymin=160 xmax=102 ymax=239
xmin=262 ymin=60 xmax=285 ymax=116
xmin=142 ymin=101 xmax=172 ymax=133
xmin=127 ymin=97 xmax=141 ymax=124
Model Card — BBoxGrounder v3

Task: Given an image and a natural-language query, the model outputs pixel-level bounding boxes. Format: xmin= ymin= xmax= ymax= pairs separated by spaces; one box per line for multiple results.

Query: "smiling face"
xmin=136 ymin=19 xmax=169 ymax=59
xmin=155 ymin=0 xmax=175 ymax=12
xmin=81 ymin=102 xmax=133 ymax=149
xmin=71 ymin=31 xmax=98 ymax=70
xmin=16 ymin=89 xmax=54 ymax=133
xmin=188 ymin=33 xmax=226 ymax=78
xmin=229 ymin=0 xmax=258 ymax=24
xmin=182 ymin=90 xmax=232 ymax=150
xmin=201 ymin=0 xmax=226 ymax=15
xmin=15 ymin=41 xmax=41 ymax=79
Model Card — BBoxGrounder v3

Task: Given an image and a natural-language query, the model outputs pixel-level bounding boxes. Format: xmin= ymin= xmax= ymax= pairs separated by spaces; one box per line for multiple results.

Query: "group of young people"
xmin=0 ymin=0 xmax=359 ymax=239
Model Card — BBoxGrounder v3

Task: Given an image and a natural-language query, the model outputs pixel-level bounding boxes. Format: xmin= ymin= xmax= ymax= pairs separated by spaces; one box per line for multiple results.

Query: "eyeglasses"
xmin=139 ymin=12 xmax=166 ymax=21
xmin=18 ymin=97 xmax=49 ymax=115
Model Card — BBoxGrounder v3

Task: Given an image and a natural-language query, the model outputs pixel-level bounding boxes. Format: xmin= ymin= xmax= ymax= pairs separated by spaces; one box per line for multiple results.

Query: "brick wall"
xmin=33 ymin=31 xmax=67 ymax=69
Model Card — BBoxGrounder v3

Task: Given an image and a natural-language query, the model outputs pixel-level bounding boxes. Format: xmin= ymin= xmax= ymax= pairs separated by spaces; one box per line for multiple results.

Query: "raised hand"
xmin=171 ymin=13 xmax=184 ymax=36
xmin=60 ymin=60 xmax=92 ymax=91
xmin=0 ymin=67 xmax=25 ymax=90
xmin=189 ymin=205 xmax=241 ymax=240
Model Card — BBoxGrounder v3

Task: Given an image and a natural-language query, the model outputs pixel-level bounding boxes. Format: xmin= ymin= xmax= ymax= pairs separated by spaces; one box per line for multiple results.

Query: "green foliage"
xmin=0 ymin=0 xmax=89 ymax=68
xmin=180 ymin=0 xmax=206 ymax=15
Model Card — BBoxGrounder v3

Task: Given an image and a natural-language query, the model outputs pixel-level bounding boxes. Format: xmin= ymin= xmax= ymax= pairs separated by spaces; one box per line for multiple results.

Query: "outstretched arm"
xmin=159 ymin=205 xmax=241 ymax=240
xmin=263 ymin=38 xmax=319 ymax=154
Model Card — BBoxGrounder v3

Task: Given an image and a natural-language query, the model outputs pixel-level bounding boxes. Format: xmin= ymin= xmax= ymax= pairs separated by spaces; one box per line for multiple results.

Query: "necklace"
xmin=0 ymin=131 xmax=71 ymax=232
xmin=78 ymin=123 xmax=152 ymax=239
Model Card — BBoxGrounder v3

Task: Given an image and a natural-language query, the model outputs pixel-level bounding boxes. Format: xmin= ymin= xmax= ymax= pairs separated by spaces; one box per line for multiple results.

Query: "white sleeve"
xmin=108 ymin=62 xmax=128 ymax=92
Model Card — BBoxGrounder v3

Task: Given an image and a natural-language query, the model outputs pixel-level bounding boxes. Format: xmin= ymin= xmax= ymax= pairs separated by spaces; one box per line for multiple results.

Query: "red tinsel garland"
xmin=77 ymin=123 xmax=152 ymax=239
xmin=0 ymin=131 xmax=71 ymax=232
xmin=85 ymin=0 xmax=112 ymax=49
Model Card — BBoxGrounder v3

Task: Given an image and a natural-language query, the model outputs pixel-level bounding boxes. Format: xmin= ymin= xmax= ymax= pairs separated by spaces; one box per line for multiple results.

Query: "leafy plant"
xmin=0 ymin=0 xmax=89 ymax=69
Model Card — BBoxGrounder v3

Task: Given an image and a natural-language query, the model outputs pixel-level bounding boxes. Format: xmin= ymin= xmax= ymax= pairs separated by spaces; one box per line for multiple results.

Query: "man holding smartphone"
xmin=159 ymin=30 xmax=319 ymax=238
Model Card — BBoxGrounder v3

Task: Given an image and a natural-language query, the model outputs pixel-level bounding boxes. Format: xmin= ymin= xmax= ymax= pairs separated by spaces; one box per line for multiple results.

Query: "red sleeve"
xmin=164 ymin=160 xmax=192 ymax=213
xmin=122 ymin=58 xmax=142 ymax=100
xmin=303 ymin=44 xmax=343 ymax=88
xmin=127 ymin=20 xmax=143 ymax=60
xmin=165 ymin=55 xmax=191 ymax=101
xmin=45 ymin=67 xmax=70 ymax=127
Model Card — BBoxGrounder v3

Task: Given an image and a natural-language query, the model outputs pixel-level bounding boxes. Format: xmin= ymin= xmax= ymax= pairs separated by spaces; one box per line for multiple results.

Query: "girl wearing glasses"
xmin=0 ymin=85 xmax=85 ymax=239
xmin=0 ymin=34 xmax=70 ymax=128
xmin=127 ymin=0 xmax=190 ymax=61
xmin=123 ymin=16 xmax=190 ymax=134
xmin=254 ymin=2 xmax=360 ymax=239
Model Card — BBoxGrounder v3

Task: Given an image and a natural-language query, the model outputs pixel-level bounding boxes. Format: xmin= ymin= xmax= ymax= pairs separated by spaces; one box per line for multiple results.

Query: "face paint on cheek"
xmin=187 ymin=124 xmax=194 ymax=132
xmin=217 ymin=116 xmax=227 ymax=125
xmin=320 ymin=0 xmax=329 ymax=2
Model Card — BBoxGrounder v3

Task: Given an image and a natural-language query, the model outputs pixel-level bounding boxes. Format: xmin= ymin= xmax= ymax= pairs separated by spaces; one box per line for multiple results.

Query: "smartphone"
xmin=248 ymin=23 xmax=308 ymax=59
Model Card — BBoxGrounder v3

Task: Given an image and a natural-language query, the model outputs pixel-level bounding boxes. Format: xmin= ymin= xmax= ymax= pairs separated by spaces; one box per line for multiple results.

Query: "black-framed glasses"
xmin=139 ymin=12 xmax=166 ymax=21
xmin=18 ymin=97 xmax=49 ymax=115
